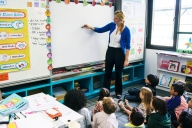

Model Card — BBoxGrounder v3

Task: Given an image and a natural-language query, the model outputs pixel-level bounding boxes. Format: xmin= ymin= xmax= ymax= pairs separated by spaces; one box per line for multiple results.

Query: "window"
xmin=151 ymin=0 xmax=176 ymax=47
xmin=177 ymin=0 xmax=192 ymax=53
xmin=146 ymin=0 xmax=192 ymax=51
xmin=179 ymin=0 xmax=192 ymax=32
xmin=147 ymin=0 xmax=178 ymax=50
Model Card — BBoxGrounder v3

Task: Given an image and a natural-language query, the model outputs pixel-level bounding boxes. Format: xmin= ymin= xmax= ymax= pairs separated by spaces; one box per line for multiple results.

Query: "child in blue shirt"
xmin=165 ymin=82 xmax=188 ymax=127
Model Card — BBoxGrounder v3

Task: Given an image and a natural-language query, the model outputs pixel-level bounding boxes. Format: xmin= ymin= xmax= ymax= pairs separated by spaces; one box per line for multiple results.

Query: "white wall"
xmin=144 ymin=49 xmax=165 ymax=78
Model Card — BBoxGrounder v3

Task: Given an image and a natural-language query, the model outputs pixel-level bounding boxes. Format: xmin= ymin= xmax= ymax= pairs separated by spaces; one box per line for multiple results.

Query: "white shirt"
xmin=92 ymin=111 xmax=118 ymax=128
xmin=109 ymin=27 xmax=121 ymax=48
xmin=78 ymin=108 xmax=91 ymax=128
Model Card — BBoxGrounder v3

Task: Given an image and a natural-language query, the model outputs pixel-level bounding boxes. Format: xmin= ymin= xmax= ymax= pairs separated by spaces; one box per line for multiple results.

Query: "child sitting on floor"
xmin=146 ymin=96 xmax=171 ymax=128
xmin=124 ymin=74 xmax=159 ymax=102
xmin=119 ymin=87 xmax=153 ymax=118
xmin=92 ymin=97 xmax=118 ymax=128
xmin=178 ymin=110 xmax=192 ymax=128
xmin=124 ymin=107 xmax=145 ymax=128
xmin=164 ymin=82 xmax=188 ymax=128
xmin=93 ymin=88 xmax=110 ymax=115
xmin=64 ymin=89 xmax=91 ymax=128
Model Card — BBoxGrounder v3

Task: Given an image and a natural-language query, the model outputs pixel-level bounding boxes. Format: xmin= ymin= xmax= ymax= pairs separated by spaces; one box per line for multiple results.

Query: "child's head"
xmin=178 ymin=110 xmax=192 ymax=128
xmin=140 ymin=87 xmax=153 ymax=115
xmin=64 ymin=89 xmax=87 ymax=111
xmin=102 ymin=97 xmax=117 ymax=114
xmin=129 ymin=107 xmax=144 ymax=126
xmin=150 ymin=96 xmax=167 ymax=115
xmin=140 ymin=87 xmax=153 ymax=101
xmin=145 ymin=74 xmax=159 ymax=87
xmin=170 ymin=82 xmax=185 ymax=96
xmin=98 ymin=88 xmax=110 ymax=101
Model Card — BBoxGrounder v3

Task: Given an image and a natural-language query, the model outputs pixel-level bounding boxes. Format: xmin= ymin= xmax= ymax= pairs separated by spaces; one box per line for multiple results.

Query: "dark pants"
xmin=103 ymin=47 xmax=125 ymax=95
xmin=169 ymin=110 xmax=179 ymax=128
xmin=124 ymin=88 xmax=141 ymax=102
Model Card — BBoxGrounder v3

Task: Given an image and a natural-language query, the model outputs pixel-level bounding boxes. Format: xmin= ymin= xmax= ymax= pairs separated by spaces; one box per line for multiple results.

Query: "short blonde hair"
xmin=102 ymin=97 xmax=117 ymax=114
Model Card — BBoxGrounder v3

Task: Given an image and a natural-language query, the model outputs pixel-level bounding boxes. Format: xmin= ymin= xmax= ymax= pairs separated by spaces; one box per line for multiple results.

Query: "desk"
xmin=0 ymin=93 xmax=83 ymax=128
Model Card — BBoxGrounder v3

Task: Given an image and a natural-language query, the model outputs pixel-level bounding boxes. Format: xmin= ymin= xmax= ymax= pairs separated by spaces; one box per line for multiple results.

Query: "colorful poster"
xmin=0 ymin=9 xmax=30 ymax=73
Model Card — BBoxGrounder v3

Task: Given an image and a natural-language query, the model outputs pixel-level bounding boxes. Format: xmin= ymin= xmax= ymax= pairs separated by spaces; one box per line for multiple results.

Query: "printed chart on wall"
xmin=0 ymin=0 xmax=50 ymax=84
xmin=0 ymin=9 xmax=30 ymax=73
xmin=122 ymin=0 xmax=146 ymax=62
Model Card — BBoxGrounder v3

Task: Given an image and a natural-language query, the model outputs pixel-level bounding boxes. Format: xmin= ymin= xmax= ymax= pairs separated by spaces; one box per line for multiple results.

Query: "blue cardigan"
xmin=94 ymin=22 xmax=131 ymax=54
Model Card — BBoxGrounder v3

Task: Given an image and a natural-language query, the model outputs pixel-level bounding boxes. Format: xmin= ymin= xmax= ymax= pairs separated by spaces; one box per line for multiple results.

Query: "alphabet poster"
xmin=0 ymin=8 xmax=30 ymax=73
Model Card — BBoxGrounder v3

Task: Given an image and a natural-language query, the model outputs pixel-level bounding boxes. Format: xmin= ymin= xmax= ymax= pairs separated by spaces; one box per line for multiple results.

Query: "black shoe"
xmin=116 ymin=95 xmax=122 ymax=99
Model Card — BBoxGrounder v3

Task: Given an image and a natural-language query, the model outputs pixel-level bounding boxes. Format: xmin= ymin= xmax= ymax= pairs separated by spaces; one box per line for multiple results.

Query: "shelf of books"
xmin=157 ymin=51 xmax=192 ymax=98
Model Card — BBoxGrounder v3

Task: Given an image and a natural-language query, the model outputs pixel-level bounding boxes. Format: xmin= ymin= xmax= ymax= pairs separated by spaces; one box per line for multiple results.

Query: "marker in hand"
xmin=81 ymin=24 xmax=88 ymax=28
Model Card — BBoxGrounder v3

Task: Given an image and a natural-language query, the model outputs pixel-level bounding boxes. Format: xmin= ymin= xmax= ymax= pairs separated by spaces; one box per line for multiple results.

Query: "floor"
xmin=86 ymin=84 xmax=170 ymax=128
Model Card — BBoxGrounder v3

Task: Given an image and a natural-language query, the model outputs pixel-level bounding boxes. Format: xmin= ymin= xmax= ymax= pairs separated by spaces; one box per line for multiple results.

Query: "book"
xmin=168 ymin=77 xmax=179 ymax=87
xmin=185 ymin=76 xmax=192 ymax=92
xmin=159 ymin=75 xmax=172 ymax=87
xmin=53 ymin=86 xmax=66 ymax=101
xmin=0 ymin=93 xmax=29 ymax=116
xmin=185 ymin=61 xmax=192 ymax=74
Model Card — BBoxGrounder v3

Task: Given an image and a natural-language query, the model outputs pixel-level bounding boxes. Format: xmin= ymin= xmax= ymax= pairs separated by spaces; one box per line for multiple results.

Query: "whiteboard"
xmin=0 ymin=0 xmax=50 ymax=86
xmin=50 ymin=2 xmax=114 ymax=68
xmin=122 ymin=0 xmax=146 ymax=62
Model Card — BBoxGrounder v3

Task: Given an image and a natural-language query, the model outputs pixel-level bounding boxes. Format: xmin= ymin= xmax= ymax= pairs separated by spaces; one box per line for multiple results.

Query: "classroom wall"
xmin=144 ymin=49 xmax=165 ymax=78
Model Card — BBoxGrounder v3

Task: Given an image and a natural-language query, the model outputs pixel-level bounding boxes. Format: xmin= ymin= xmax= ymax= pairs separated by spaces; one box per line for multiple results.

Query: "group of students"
xmin=63 ymin=74 xmax=192 ymax=128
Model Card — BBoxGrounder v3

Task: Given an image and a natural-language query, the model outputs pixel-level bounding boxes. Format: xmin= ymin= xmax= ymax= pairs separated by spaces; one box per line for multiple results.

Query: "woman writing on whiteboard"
xmin=83 ymin=10 xmax=131 ymax=99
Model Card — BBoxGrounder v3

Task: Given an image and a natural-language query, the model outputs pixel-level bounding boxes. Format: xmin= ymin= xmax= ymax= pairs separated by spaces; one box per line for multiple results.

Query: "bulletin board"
xmin=0 ymin=0 xmax=50 ymax=86
xmin=122 ymin=0 xmax=146 ymax=62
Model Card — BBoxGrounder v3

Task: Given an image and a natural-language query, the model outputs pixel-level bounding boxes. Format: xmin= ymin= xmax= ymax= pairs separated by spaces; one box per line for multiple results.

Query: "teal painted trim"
xmin=133 ymin=63 xmax=144 ymax=68
xmin=1 ymin=60 xmax=144 ymax=100
xmin=25 ymin=91 xmax=28 ymax=96
xmin=89 ymin=77 xmax=93 ymax=93
xmin=24 ymin=91 xmax=27 ymax=96
xmin=52 ymin=77 xmax=75 ymax=85
xmin=123 ymin=80 xmax=134 ymax=85
xmin=2 ymin=83 xmax=51 ymax=96
xmin=110 ymin=86 xmax=115 ymax=90
xmin=134 ymin=78 xmax=144 ymax=81
xmin=59 ymin=100 xmax=64 ymax=104
xmin=51 ymin=72 xmax=104 ymax=85
xmin=72 ymin=81 xmax=74 ymax=90
xmin=50 ymin=85 xmax=53 ymax=96
xmin=93 ymin=88 xmax=102 ymax=94
xmin=85 ymin=92 xmax=92 ymax=97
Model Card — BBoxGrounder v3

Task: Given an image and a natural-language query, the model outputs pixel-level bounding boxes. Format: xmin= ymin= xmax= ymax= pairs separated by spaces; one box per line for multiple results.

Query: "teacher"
xmin=83 ymin=10 xmax=131 ymax=99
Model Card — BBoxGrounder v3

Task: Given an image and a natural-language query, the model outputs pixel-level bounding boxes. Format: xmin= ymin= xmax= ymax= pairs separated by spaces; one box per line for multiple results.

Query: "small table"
xmin=1 ymin=93 xmax=83 ymax=128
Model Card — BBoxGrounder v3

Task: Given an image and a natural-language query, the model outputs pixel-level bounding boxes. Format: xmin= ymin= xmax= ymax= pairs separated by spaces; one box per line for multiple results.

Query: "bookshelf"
xmin=1 ymin=61 xmax=145 ymax=103
xmin=157 ymin=51 xmax=192 ymax=98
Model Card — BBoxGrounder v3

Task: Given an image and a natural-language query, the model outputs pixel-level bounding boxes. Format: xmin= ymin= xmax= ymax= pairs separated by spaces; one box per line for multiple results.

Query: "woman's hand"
xmin=82 ymin=24 xmax=94 ymax=30
xmin=124 ymin=59 xmax=129 ymax=67
xmin=82 ymin=24 xmax=89 ymax=29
